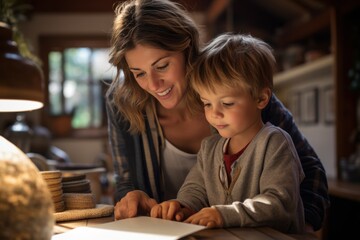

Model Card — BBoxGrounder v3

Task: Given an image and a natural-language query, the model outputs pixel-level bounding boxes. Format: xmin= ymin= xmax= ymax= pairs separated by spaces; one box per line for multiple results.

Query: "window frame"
xmin=39 ymin=35 xmax=111 ymax=138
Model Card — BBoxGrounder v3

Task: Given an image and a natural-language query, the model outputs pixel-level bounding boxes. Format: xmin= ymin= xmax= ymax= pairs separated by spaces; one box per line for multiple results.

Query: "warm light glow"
xmin=0 ymin=135 xmax=27 ymax=160
xmin=0 ymin=99 xmax=43 ymax=112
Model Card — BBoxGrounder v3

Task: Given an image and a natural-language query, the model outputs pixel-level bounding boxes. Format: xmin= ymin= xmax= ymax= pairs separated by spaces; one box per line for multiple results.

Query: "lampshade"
xmin=0 ymin=23 xmax=51 ymax=240
xmin=0 ymin=22 xmax=44 ymax=112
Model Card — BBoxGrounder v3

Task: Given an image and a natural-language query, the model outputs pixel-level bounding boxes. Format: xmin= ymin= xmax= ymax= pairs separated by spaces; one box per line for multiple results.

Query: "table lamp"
xmin=0 ymin=22 xmax=54 ymax=240
xmin=0 ymin=22 xmax=44 ymax=112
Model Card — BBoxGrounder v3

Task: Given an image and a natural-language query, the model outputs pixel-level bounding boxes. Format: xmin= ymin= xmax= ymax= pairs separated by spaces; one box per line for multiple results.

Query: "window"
xmin=40 ymin=36 xmax=116 ymax=137
xmin=48 ymin=48 xmax=114 ymax=128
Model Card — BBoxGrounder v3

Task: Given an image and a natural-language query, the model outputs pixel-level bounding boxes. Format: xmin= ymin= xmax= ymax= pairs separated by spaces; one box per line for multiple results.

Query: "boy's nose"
xmin=211 ymin=106 xmax=223 ymax=118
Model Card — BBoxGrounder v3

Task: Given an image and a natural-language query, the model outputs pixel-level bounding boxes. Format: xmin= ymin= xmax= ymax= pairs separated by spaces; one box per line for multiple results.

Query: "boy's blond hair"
xmin=191 ymin=33 xmax=276 ymax=100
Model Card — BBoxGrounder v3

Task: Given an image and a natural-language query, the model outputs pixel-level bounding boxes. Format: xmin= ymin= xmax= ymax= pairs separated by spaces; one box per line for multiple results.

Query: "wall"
xmin=19 ymin=12 xmax=206 ymax=54
xmin=52 ymin=138 xmax=105 ymax=165
xmin=274 ymin=55 xmax=336 ymax=178
xmin=14 ymin=14 xmax=113 ymax=164
xmin=19 ymin=13 xmax=114 ymax=53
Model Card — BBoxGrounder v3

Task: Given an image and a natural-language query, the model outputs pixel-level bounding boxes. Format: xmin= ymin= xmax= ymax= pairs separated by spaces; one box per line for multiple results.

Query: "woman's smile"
xmin=156 ymin=86 xmax=173 ymax=97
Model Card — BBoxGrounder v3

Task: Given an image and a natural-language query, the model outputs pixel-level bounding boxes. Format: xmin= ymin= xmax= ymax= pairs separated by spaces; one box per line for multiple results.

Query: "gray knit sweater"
xmin=177 ymin=122 xmax=305 ymax=233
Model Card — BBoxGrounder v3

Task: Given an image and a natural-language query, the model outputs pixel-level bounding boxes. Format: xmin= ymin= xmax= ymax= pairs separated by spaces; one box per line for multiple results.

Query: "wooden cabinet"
xmin=274 ymin=2 xmax=360 ymax=240
xmin=275 ymin=1 xmax=360 ymax=180
xmin=274 ymin=54 xmax=336 ymax=179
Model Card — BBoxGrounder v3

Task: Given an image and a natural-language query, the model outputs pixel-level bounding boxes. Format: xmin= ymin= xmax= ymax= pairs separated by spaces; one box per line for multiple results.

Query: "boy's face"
xmin=198 ymin=86 xmax=264 ymax=141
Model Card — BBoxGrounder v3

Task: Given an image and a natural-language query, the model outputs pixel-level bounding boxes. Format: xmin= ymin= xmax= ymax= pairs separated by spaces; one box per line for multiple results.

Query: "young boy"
xmin=150 ymin=33 xmax=305 ymax=234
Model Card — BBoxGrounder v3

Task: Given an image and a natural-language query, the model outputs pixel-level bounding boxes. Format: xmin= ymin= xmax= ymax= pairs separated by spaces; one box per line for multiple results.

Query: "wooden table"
xmin=324 ymin=177 xmax=360 ymax=239
xmin=54 ymin=216 xmax=318 ymax=240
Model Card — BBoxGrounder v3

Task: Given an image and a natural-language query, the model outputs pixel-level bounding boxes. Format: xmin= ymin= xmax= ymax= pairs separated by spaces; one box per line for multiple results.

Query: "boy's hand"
xmin=184 ymin=207 xmax=224 ymax=228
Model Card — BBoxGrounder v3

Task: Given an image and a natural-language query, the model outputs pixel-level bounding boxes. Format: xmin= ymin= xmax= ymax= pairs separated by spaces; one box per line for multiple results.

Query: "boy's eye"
xmin=222 ymin=102 xmax=234 ymax=107
xmin=202 ymin=102 xmax=211 ymax=108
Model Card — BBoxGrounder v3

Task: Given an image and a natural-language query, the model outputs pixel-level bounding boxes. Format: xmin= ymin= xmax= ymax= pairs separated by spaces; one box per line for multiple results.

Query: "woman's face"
xmin=125 ymin=44 xmax=187 ymax=109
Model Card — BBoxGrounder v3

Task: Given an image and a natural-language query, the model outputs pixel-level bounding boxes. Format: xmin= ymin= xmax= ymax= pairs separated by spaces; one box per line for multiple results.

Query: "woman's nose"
xmin=147 ymin=72 xmax=161 ymax=91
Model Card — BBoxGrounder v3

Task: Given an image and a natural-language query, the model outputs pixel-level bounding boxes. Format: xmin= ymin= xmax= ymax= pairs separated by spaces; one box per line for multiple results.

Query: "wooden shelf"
xmin=275 ymin=9 xmax=331 ymax=46
xmin=274 ymin=54 xmax=334 ymax=87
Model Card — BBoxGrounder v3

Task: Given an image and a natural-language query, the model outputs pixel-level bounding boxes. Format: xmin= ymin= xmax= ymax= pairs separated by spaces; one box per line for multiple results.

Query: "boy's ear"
xmin=257 ymin=88 xmax=271 ymax=109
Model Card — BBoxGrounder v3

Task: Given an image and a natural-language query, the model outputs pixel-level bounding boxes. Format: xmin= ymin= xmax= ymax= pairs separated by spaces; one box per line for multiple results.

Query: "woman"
xmin=106 ymin=0 xmax=329 ymax=232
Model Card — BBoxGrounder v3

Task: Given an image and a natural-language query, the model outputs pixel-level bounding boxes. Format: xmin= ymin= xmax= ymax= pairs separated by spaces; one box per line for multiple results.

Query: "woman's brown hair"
xmin=108 ymin=0 xmax=201 ymax=133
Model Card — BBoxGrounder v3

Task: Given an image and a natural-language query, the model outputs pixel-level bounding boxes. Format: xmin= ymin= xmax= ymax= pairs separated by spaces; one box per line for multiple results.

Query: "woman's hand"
xmin=150 ymin=201 xmax=195 ymax=221
xmin=150 ymin=200 xmax=182 ymax=220
xmin=114 ymin=190 xmax=157 ymax=220
xmin=184 ymin=207 xmax=223 ymax=228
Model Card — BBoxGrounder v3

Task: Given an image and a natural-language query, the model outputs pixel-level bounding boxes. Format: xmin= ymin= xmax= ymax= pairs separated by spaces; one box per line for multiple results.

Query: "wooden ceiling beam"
xmin=205 ymin=0 xmax=231 ymax=23
xmin=29 ymin=0 xmax=208 ymax=13
xmin=275 ymin=8 xmax=331 ymax=46
xmin=29 ymin=0 xmax=120 ymax=13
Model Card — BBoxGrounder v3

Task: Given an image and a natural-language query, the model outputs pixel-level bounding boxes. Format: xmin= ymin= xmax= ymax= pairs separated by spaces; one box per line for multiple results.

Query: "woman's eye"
xmin=157 ymin=63 xmax=169 ymax=71
xmin=135 ymin=72 xmax=145 ymax=78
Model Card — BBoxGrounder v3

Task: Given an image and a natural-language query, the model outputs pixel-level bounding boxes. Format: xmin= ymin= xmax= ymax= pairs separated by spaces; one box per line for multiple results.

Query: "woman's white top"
xmin=162 ymin=139 xmax=197 ymax=200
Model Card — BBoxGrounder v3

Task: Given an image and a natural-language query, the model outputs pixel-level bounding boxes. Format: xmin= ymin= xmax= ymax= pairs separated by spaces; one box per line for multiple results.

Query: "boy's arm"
xmin=213 ymin=132 xmax=304 ymax=233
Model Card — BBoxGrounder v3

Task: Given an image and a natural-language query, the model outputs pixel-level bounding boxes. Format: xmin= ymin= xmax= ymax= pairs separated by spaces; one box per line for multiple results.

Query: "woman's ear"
xmin=257 ymin=88 xmax=271 ymax=109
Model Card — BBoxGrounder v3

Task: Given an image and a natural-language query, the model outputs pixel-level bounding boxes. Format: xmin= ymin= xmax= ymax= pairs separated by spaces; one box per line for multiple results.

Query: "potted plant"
xmin=0 ymin=0 xmax=40 ymax=64
xmin=0 ymin=0 xmax=45 ymax=135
